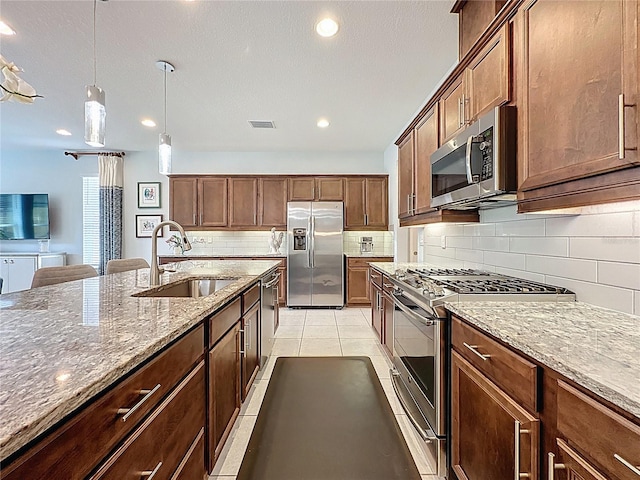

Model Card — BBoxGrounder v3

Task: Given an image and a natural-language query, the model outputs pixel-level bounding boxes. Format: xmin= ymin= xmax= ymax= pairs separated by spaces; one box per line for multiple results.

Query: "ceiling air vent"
xmin=249 ymin=120 xmax=276 ymax=129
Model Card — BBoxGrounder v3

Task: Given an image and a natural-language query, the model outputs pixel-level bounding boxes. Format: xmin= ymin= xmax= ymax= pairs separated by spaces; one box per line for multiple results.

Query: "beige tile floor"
xmin=209 ymin=307 xmax=441 ymax=480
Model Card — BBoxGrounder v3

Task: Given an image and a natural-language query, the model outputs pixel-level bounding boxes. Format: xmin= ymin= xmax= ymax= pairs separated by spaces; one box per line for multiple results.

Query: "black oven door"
xmin=391 ymin=290 xmax=445 ymax=437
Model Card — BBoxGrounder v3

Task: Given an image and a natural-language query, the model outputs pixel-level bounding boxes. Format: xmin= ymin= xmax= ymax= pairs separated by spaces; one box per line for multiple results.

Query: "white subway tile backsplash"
xmin=526 ymin=255 xmax=597 ymax=282
xmin=455 ymin=248 xmax=484 ymax=263
xmin=546 ymin=276 xmax=635 ymax=314
xmin=472 ymin=236 xmax=510 ymax=252
xmin=495 ymin=219 xmax=546 ymax=237
xmin=510 ymin=237 xmax=568 ymax=257
xmin=425 ymin=245 xmax=456 ymax=259
xmin=446 ymin=237 xmax=473 ymax=249
xmin=479 ymin=204 xmax=519 ymax=223
xmin=546 ymin=212 xmax=634 ymax=237
xmin=598 ymin=262 xmax=640 ymax=290
xmin=493 ymin=267 xmax=546 ymax=283
xmin=463 ymin=224 xmax=496 ymax=237
xmin=570 ymin=238 xmax=640 ymax=263
xmin=483 ymin=251 xmax=526 ymax=270
xmin=634 ymin=291 xmax=640 ymax=315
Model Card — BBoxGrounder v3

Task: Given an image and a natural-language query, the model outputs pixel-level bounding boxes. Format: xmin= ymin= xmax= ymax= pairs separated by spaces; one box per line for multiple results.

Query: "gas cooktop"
xmin=390 ymin=267 xmax=575 ymax=304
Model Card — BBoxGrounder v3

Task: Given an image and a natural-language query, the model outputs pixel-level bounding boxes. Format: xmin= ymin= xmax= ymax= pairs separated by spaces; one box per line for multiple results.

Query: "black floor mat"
xmin=237 ymin=356 xmax=421 ymax=480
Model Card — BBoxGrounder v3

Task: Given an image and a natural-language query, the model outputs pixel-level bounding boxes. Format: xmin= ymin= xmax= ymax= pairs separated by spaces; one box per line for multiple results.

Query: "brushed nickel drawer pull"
xmin=614 ymin=453 xmax=640 ymax=475
xmin=547 ymin=452 xmax=566 ymax=480
xmin=619 ymin=93 xmax=637 ymax=160
xmin=141 ymin=461 xmax=162 ymax=479
xmin=515 ymin=421 xmax=531 ymax=479
xmin=463 ymin=342 xmax=491 ymax=361
xmin=117 ymin=383 xmax=161 ymax=422
xmin=383 ymin=283 xmax=394 ymax=288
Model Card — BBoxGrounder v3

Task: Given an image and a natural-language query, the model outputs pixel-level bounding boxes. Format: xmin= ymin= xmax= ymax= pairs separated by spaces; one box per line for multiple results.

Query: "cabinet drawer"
xmin=242 ymin=283 xmax=260 ymax=311
xmin=170 ymin=427 xmax=205 ymax=480
xmin=452 ymin=316 xmax=538 ymax=412
xmin=382 ymin=275 xmax=395 ymax=295
xmin=370 ymin=268 xmax=383 ymax=288
xmin=209 ymin=298 xmax=241 ymax=348
xmin=557 ymin=380 xmax=640 ymax=480
xmin=91 ymin=361 xmax=206 ymax=479
xmin=0 ymin=326 xmax=204 ymax=480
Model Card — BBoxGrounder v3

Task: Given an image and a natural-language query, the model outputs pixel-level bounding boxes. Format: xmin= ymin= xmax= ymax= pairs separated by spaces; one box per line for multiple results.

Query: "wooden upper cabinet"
xmin=316 ymin=177 xmax=344 ymax=201
xmin=397 ymin=131 xmax=414 ymax=219
xmin=228 ymin=178 xmax=258 ymax=227
xmin=259 ymin=177 xmax=287 ymax=228
xmin=517 ymin=0 xmax=639 ymax=209
xmin=465 ymin=23 xmax=510 ymax=121
xmin=199 ymin=178 xmax=228 ymax=227
xmin=170 ymin=178 xmax=198 ymax=228
xmin=344 ymin=178 xmax=366 ymax=228
xmin=440 ymin=75 xmax=466 ymax=144
xmin=414 ymin=105 xmax=439 ymax=215
xmin=364 ymin=177 xmax=388 ymax=229
xmin=454 ymin=0 xmax=506 ymax=59
xmin=288 ymin=177 xmax=315 ymax=201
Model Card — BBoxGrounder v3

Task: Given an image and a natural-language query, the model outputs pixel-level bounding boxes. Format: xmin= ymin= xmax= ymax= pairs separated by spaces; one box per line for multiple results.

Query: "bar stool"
xmin=30 ymin=265 xmax=98 ymax=289
xmin=106 ymin=258 xmax=150 ymax=274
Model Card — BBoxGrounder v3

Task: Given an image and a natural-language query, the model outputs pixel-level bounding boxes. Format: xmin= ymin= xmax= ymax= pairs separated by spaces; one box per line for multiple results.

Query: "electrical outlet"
xmin=441 ymin=235 xmax=446 ymax=249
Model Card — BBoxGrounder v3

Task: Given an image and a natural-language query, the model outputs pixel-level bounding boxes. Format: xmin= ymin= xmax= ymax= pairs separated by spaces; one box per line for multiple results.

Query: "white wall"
xmin=0 ymin=149 xmax=385 ymax=265
xmin=0 ymin=150 xmax=98 ymax=265
xmin=417 ymin=203 xmax=640 ymax=315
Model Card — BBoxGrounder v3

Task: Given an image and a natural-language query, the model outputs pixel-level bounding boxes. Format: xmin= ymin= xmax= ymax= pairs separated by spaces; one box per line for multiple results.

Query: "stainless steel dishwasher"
xmin=260 ymin=270 xmax=280 ymax=367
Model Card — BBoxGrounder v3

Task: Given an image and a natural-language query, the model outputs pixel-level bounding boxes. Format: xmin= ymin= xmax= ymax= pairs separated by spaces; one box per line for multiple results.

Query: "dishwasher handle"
xmin=262 ymin=272 xmax=280 ymax=289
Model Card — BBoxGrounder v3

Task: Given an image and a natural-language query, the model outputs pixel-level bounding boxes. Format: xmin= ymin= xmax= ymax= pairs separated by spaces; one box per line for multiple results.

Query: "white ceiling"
xmin=0 ymin=1 xmax=458 ymax=154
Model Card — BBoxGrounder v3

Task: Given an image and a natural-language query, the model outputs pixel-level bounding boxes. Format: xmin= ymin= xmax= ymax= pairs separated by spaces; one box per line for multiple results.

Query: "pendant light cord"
xmin=164 ymin=66 xmax=167 ymax=134
xmin=93 ymin=0 xmax=97 ymax=86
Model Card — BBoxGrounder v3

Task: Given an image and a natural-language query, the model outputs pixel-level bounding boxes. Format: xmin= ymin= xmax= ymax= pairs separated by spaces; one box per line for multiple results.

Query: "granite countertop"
xmin=0 ymin=259 xmax=279 ymax=461
xmin=369 ymin=262 xmax=640 ymax=419
xmin=159 ymin=253 xmax=286 ymax=258
xmin=344 ymin=253 xmax=394 ymax=258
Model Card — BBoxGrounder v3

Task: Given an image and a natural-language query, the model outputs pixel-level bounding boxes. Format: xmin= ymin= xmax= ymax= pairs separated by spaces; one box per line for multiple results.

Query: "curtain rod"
xmin=65 ymin=151 xmax=126 ymax=160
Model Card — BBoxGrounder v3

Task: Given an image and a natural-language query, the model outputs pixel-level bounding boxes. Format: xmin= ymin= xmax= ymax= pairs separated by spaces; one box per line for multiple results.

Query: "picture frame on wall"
xmin=136 ymin=214 xmax=163 ymax=238
xmin=137 ymin=182 xmax=161 ymax=208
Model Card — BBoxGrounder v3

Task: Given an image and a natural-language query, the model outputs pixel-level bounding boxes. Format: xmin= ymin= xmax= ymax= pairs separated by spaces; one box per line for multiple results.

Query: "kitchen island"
xmin=0 ymin=259 xmax=279 ymax=477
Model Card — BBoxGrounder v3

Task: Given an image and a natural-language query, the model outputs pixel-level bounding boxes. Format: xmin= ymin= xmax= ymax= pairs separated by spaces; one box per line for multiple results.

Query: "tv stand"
xmin=0 ymin=252 xmax=66 ymax=293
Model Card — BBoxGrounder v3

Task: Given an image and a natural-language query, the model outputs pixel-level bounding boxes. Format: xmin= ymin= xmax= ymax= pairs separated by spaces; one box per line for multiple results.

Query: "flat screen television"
xmin=0 ymin=194 xmax=50 ymax=240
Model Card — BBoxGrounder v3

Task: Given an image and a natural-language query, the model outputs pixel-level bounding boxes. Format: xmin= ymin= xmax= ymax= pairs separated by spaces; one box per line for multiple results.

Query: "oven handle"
xmin=393 ymin=293 xmax=436 ymax=326
xmin=465 ymin=135 xmax=474 ymax=184
xmin=391 ymin=371 xmax=437 ymax=443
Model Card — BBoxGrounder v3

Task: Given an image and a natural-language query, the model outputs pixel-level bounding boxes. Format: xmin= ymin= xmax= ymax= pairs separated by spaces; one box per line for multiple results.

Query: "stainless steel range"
xmin=388 ymin=268 xmax=575 ymax=478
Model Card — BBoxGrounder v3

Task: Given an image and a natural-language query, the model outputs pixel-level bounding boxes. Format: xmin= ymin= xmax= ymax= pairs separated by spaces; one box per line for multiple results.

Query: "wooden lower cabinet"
xmin=382 ymin=289 xmax=394 ymax=356
xmin=208 ymin=322 xmax=241 ymax=469
xmin=346 ymin=257 xmax=393 ymax=306
xmin=548 ymin=438 xmax=608 ymax=480
xmin=451 ymin=350 xmax=539 ymax=480
xmin=91 ymin=362 xmax=206 ymax=479
xmin=241 ymin=301 xmax=260 ymax=401
xmin=370 ymin=282 xmax=383 ymax=341
xmin=171 ymin=428 xmax=206 ymax=480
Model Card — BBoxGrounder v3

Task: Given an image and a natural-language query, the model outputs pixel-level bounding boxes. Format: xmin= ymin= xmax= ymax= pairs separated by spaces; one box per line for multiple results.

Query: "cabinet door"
xmin=228 ymin=178 xmax=258 ymax=228
xmin=344 ymin=178 xmax=366 ymax=229
xmin=316 ymin=177 xmax=344 ymax=201
xmin=465 ymin=23 xmax=510 ymax=121
xmin=439 ymin=75 xmax=466 ymax=144
xmin=382 ymin=291 xmax=394 ymax=356
xmin=364 ymin=177 xmax=388 ymax=229
xmin=459 ymin=0 xmax=505 ymax=58
xmin=6 ymin=257 xmax=37 ymax=293
xmin=170 ymin=178 xmax=198 ymax=228
xmin=277 ymin=265 xmax=286 ymax=307
xmin=397 ymin=132 xmax=415 ymax=219
xmin=548 ymin=438 xmax=608 ymax=480
xmin=259 ymin=177 xmax=287 ymax=228
xmin=414 ymin=106 xmax=439 ymax=215
xmin=451 ymin=350 xmax=539 ymax=480
xmin=199 ymin=178 xmax=228 ymax=227
xmin=346 ymin=264 xmax=370 ymax=305
xmin=209 ymin=323 xmax=240 ymax=468
xmin=519 ymin=0 xmax=638 ymax=193
xmin=241 ymin=302 xmax=260 ymax=401
xmin=371 ymin=283 xmax=383 ymax=342
xmin=288 ymin=178 xmax=315 ymax=201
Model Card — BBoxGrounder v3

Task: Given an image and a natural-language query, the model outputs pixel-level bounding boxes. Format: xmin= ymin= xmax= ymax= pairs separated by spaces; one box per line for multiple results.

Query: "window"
xmin=82 ymin=177 xmax=100 ymax=270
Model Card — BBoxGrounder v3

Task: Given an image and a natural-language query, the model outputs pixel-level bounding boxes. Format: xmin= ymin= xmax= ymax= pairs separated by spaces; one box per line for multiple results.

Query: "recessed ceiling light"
xmin=316 ymin=18 xmax=339 ymax=38
xmin=317 ymin=118 xmax=330 ymax=128
xmin=56 ymin=129 xmax=72 ymax=136
xmin=0 ymin=20 xmax=16 ymax=36
xmin=141 ymin=119 xmax=156 ymax=127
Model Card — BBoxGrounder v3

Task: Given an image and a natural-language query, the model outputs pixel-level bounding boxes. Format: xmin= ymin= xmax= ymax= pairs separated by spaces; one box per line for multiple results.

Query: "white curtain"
xmin=98 ymin=154 xmax=123 ymax=275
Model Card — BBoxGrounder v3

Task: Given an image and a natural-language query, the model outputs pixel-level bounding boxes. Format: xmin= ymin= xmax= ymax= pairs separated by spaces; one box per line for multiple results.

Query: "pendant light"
xmin=156 ymin=60 xmax=174 ymax=175
xmin=84 ymin=0 xmax=105 ymax=147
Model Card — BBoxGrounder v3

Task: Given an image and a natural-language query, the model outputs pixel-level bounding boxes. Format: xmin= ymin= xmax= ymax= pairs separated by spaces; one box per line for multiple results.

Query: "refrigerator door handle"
xmin=310 ymin=215 xmax=315 ymax=268
xmin=307 ymin=216 xmax=312 ymax=268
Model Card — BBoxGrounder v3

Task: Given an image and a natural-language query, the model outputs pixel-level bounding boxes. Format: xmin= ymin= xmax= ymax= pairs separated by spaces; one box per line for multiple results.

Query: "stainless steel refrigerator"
xmin=287 ymin=202 xmax=344 ymax=307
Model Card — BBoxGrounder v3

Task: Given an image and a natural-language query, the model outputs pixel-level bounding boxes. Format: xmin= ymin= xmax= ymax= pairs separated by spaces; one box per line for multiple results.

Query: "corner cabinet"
xmin=516 ymin=0 xmax=640 ymax=212
xmin=344 ymin=177 xmax=388 ymax=230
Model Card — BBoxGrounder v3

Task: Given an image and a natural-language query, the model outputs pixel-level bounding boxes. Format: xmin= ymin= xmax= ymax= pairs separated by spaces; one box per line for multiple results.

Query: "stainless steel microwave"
xmin=430 ymin=105 xmax=517 ymax=209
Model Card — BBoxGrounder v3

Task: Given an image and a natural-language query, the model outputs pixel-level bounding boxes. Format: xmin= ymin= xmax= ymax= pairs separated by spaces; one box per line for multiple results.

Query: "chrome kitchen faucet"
xmin=149 ymin=220 xmax=192 ymax=286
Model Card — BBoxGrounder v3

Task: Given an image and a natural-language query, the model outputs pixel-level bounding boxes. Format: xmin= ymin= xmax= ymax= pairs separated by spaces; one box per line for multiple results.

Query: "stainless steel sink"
xmin=132 ymin=278 xmax=238 ymax=298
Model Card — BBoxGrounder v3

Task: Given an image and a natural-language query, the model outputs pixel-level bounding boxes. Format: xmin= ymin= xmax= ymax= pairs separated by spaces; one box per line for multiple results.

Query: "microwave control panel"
xmin=479 ymin=127 xmax=494 ymax=181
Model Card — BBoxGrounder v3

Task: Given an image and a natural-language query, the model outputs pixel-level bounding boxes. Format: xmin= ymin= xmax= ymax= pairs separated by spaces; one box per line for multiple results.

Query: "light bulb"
xmin=159 ymin=133 xmax=172 ymax=175
xmin=84 ymin=85 xmax=106 ymax=147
